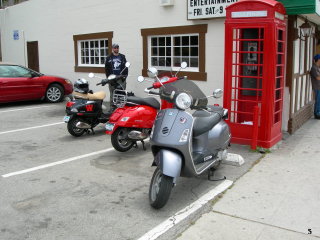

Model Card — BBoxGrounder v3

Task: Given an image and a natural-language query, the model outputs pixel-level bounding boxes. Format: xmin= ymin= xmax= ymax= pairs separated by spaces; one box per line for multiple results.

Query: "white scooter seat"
xmin=73 ymin=91 xmax=106 ymax=101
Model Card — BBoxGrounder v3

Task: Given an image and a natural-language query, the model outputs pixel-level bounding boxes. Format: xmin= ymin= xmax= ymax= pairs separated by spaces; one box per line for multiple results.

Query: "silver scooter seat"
xmin=192 ymin=110 xmax=222 ymax=137
xmin=126 ymin=96 xmax=160 ymax=110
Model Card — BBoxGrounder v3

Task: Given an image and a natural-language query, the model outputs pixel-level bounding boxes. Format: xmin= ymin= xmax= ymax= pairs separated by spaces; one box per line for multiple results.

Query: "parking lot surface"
xmin=0 ymin=100 xmax=261 ymax=240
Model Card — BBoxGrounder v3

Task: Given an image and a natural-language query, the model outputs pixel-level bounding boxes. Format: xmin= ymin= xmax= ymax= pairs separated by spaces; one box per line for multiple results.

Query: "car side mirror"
xmin=30 ymin=72 xmax=39 ymax=78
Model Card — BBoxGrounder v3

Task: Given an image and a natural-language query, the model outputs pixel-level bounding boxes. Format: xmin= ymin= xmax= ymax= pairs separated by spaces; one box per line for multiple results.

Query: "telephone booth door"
xmin=232 ymin=27 xmax=264 ymax=124
xmin=223 ymin=0 xmax=286 ymax=148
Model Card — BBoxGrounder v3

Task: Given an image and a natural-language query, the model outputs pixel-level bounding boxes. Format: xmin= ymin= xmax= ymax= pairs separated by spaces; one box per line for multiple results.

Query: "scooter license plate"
xmin=63 ymin=115 xmax=70 ymax=123
xmin=105 ymin=123 xmax=115 ymax=131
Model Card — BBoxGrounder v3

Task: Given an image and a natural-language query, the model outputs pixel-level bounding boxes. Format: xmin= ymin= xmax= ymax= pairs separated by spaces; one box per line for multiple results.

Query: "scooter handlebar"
xmin=144 ymin=88 xmax=160 ymax=95
xmin=96 ymin=79 xmax=108 ymax=86
xmin=149 ymin=90 xmax=160 ymax=95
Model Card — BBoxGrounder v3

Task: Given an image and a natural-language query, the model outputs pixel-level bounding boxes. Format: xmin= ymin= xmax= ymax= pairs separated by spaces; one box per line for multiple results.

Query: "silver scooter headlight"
xmin=175 ymin=93 xmax=192 ymax=110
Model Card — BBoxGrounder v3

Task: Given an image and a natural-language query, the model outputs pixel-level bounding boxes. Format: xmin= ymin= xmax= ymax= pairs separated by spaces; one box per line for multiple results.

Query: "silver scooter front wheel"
xmin=149 ymin=167 xmax=173 ymax=209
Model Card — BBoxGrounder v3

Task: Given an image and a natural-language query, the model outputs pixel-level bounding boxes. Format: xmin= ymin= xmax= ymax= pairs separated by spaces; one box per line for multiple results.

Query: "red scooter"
xmin=105 ymin=62 xmax=187 ymax=152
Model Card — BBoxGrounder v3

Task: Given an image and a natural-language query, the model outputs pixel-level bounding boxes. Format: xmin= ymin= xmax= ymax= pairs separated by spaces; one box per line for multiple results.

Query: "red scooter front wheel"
xmin=111 ymin=127 xmax=134 ymax=152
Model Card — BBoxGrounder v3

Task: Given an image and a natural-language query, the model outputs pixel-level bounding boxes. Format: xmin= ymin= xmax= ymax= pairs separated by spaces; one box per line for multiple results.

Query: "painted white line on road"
xmin=0 ymin=122 xmax=64 ymax=135
xmin=137 ymin=180 xmax=233 ymax=240
xmin=0 ymin=105 xmax=52 ymax=113
xmin=2 ymin=148 xmax=114 ymax=178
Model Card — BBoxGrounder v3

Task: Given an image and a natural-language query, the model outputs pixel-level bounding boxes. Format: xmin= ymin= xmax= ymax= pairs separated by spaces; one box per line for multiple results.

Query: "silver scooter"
xmin=143 ymin=67 xmax=231 ymax=209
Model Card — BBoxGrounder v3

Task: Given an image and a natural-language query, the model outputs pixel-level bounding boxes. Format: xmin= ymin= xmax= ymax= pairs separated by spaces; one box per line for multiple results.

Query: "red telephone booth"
xmin=223 ymin=0 xmax=286 ymax=148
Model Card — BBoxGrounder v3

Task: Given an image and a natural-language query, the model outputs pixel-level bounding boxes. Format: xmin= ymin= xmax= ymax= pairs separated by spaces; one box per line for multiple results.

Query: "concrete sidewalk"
xmin=176 ymin=118 xmax=320 ymax=240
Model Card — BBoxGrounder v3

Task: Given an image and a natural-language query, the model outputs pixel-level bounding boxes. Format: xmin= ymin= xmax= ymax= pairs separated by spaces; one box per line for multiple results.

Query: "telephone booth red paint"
xmin=223 ymin=0 xmax=286 ymax=148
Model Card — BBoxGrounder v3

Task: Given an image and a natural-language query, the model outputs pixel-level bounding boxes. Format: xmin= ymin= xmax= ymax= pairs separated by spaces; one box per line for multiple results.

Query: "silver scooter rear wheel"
xmin=149 ymin=167 xmax=173 ymax=209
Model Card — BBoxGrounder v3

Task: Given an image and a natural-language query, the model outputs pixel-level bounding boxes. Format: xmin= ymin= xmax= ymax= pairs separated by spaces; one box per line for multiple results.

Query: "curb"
xmin=137 ymin=180 xmax=233 ymax=240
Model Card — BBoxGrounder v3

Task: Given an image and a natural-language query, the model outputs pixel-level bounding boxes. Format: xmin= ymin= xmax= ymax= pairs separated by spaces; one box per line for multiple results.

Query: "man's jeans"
xmin=314 ymin=89 xmax=320 ymax=117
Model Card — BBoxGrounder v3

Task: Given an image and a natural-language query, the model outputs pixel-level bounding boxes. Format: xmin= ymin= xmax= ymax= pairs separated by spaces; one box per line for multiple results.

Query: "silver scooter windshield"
xmin=160 ymin=79 xmax=208 ymax=109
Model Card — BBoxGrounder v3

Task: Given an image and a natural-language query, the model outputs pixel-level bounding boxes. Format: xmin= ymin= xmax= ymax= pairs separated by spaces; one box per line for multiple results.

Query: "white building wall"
xmin=0 ymin=0 xmax=226 ymax=102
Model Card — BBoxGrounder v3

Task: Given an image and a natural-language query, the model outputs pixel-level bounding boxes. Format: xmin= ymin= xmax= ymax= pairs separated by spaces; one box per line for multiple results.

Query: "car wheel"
xmin=46 ymin=84 xmax=64 ymax=103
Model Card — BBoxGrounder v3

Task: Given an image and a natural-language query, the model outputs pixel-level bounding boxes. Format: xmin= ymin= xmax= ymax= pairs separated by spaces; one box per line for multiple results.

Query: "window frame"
xmin=148 ymin=34 xmax=200 ymax=72
xmin=73 ymin=32 xmax=113 ymax=73
xmin=77 ymin=39 xmax=108 ymax=67
xmin=141 ymin=25 xmax=207 ymax=81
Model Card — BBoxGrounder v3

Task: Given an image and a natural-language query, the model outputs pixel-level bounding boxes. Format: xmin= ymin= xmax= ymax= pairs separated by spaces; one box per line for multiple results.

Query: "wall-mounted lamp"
xmin=294 ymin=20 xmax=312 ymax=41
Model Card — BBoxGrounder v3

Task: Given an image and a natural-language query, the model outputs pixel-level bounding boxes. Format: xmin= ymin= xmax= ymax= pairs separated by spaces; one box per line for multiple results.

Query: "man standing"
xmin=105 ymin=43 xmax=128 ymax=111
xmin=310 ymin=54 xmax=320 ymax=119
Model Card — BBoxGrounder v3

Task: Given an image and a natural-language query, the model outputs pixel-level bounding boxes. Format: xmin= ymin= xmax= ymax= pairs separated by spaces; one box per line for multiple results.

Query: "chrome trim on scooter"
xmin=127 ymin=130 xmax=148 ymax=140
xmin=76 ymin=122 xmax=91 ymax=129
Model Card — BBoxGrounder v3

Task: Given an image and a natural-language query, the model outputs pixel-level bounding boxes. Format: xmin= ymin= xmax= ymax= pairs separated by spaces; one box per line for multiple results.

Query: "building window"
xmin=73 ymin=32 xmax=113 ymax=73
xmin=150 ymin=34 xmax=199 ymax=72
xmin=78 ymin=39 xmax=108 ymax=67
xmin=141 ymin=25 xmax=207 ymax=81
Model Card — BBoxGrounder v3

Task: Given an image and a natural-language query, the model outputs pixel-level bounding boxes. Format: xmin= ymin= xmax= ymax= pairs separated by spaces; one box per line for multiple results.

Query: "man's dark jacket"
xmin=104 ymin=53 xmax=128 ymax=78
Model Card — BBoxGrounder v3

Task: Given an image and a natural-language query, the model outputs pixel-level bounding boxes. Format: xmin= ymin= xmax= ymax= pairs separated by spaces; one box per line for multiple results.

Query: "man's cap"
xmin=314 ymin=54 xmax=320 ymax=62
xmin=112 ymin=43 xmax=119 ymax=48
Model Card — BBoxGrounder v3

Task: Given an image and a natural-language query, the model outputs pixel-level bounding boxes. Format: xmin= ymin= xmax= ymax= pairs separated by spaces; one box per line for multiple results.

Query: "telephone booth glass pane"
xmin=274 ymin=29 xmax=285 ymax=124
xmin=230 ymin=28 xmax=264 ymax=125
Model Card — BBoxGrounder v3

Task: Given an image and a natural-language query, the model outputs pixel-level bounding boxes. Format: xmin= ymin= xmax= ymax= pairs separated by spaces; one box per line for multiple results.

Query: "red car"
xmin=0 ymin=62 xmax=73 ymax=103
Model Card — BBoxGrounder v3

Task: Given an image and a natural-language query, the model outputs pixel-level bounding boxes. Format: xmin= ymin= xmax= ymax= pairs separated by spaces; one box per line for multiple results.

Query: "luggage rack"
xmin=113 ymin=89 xmax=127 ymax=108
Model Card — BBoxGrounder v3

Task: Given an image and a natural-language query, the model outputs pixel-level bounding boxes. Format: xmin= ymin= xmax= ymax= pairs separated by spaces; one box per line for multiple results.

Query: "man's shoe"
xmin=315 ymin=115 xmax=320 ymax=119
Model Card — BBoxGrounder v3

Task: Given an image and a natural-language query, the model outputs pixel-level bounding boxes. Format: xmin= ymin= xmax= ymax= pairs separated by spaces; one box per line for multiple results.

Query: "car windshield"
xmin=160 ymin=79 xmax=208 ymax=109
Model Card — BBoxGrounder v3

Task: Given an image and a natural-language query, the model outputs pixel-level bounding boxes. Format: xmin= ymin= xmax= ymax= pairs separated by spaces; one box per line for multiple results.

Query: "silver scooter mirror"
xmin=147 ymin=67 xmax=158 ymax=78
xmin=125 ymin=62 xmax=131 ymax=68
xmin=175 ymin=62 xmax=188 ymax=77
xmin=137 ymin=76 xmax=145 ymax=83
xmin=213 ymin=89 xmax=223 ymax=98
xmin=88 ymin=73 xmax=95 ymax=78
xmin=119 ymin=62 xmax=131 ymax=75
xmin=181 ymin=62 xmax=187 ymax=69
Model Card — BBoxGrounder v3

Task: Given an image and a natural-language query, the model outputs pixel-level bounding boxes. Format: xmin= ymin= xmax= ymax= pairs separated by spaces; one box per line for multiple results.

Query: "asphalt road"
xmin=0 ymin=100 xmax=261 ymax=240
